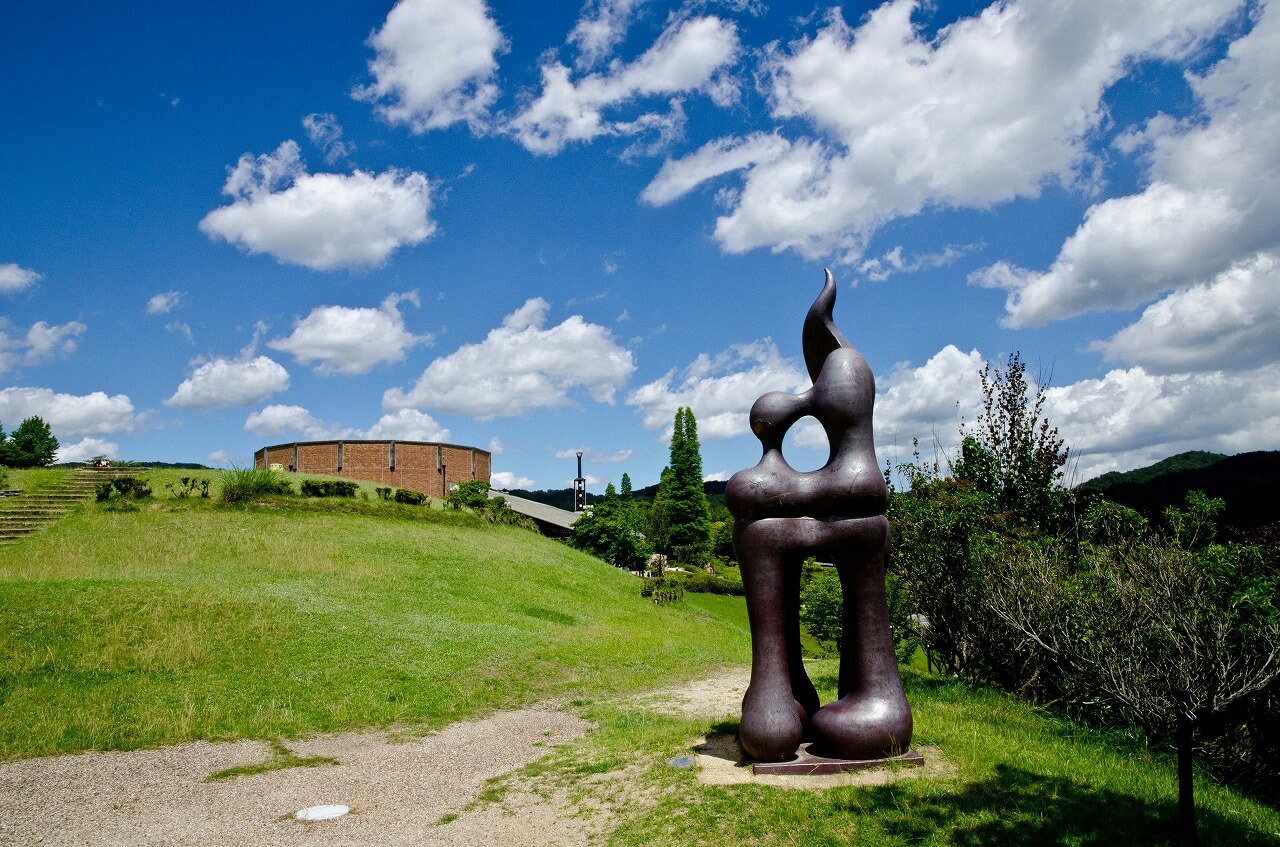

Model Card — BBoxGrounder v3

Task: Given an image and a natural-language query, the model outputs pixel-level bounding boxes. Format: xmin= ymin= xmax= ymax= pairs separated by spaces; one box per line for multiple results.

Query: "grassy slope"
xmin=0 ymin=469 xmax=749 ymax=757
xmin=2 ymin=468 xmax=1278 ymax=844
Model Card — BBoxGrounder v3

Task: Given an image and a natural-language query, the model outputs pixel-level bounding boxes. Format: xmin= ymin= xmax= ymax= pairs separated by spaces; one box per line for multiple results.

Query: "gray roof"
xmin=489 ymin=490 xmax=581 ymax=531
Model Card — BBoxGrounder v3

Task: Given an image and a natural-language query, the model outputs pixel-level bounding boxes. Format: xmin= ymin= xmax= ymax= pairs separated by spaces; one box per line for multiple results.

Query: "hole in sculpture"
xmin=781 ymin=416 xmax=829 ymax=473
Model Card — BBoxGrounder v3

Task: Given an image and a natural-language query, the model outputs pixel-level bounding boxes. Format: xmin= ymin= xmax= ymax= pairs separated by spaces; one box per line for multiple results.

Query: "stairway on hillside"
xmin=0 ymin=466 xmax=150 ymax=546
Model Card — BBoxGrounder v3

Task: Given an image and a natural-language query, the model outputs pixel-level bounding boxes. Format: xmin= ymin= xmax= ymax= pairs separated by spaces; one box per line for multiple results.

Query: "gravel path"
xmin=0 ymin=708 xmax=592 ymax=846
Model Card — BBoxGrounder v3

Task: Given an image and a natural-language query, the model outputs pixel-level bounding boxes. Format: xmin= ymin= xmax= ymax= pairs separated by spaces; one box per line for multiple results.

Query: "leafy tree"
xmin=620 ymin=472 xmax=633 ymax=500
xmin=652 ymin=406 xmax=711 ymax=560
xmin=3 ymin=416 xmax=58 ymax=468
xmin=952 ymin=353 xmax=1070 ymax=533
xmin=570 ymin=482 xmax=651 ymax=570
xmin=799 ymin=568 xmax=843 ymax=649
xmin=445 ymin=479 xmax=490 ymax=510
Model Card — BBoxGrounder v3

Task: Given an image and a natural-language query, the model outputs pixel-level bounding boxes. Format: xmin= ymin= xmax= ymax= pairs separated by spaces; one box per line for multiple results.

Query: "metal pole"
xmin=1175 ymin=689 xmax=1196 ymax=845
xmin=574 ymin=451 xmax=586 ymax=512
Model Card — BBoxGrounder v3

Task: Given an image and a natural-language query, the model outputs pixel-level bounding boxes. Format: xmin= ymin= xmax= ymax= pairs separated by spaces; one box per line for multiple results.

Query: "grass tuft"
xmin=206 ymin=740 xmax=338 ymax=782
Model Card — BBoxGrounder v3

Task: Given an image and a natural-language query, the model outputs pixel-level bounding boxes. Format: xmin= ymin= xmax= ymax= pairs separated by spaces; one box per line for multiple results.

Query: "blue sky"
xmin=2 ymin=0 xmax=1278 ymax=491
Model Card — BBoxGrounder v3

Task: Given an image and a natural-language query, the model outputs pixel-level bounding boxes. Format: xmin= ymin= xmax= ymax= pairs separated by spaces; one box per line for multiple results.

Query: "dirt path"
xmin=0 ymin=708 xmax=593 ymax=846
xmin=2 ymin=668 xmax=950 ymax=845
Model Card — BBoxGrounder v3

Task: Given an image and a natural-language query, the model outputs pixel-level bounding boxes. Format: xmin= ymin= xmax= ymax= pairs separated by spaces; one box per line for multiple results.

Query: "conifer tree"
xmin=654 ymin=406 xmax=711 ymax=558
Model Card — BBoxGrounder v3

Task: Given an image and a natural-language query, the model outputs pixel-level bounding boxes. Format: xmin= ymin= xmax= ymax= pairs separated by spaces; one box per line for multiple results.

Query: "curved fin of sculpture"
xmin=801 ymin=268 xmax=852 ymax=382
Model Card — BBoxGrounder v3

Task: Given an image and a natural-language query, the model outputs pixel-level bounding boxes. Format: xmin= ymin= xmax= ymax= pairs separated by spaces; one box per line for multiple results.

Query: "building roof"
xmin=489 ymin=490 xmax=581 ymax=534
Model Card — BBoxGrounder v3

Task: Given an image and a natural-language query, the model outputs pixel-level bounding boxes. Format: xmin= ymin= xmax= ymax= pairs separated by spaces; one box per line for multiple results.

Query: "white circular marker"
xmin=296 ymin=804 xmax=350 ymax=822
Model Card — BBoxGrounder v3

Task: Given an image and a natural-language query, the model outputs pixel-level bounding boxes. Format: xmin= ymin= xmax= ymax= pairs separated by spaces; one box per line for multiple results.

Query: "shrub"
xmin=222 ymin=468 xmax=293 ymax=504
xmin=640 ymin=578 xmax=684 ymax=605
xmin=300 ymin=479 xmax=358 ymax=498
xmin=95 ymin=476 xmax=152 ymax=502
xmin=672 ymin=568 xmax=744 ymax=596
xmin=444 ymin=480 xmax=489 ymax=510
xmin=375 ymin=487 xmax=393 ymax=501
xmin=799 ymin=567 xmax=843 ymax=648
xmin=393 ymin=488 xmax=427 ymax=506
xmin=165 ymin=476 xmax=210 ymax=499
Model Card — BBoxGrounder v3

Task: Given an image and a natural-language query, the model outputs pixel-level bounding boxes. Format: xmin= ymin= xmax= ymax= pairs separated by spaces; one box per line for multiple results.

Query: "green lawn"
xmin=2 ymin=467 xmax=1277 ymax=845
xmin=0 ymin=474 xmax=749 ymax=757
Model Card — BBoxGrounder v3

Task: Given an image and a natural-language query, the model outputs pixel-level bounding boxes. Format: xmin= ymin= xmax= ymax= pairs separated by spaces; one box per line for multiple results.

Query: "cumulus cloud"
xmin=384 ymin=297 xmax=635 ymax=419
xmin=244 ymin=404 xmax=342 ymax=439
xmin=0 ymin=320 xmax=86 ymax=373
xmin=269 ymin=291 xmax=429 ymax=375
xmin=1094 ymin=253 xmax=1280 ymax=374
xmin=488 ymin=436 xmax=505 ymax=455
xmin=873 ymin=345 xmax=986 ymax=464
xmin=207 ymin=450 xmax=235 ymax=466
xmin=0 ymin=263 xmax=40 ymax=294
xmin=568 ymin=0 xmax=647 ymax=69
xmin=648 ymin=0 xmax=1238 ymax=261
xmin=199 ymin=141 xmax=435 ymax=272
xmin=626 ymin=339 xmax=807 ymax=440
xmin=981 ymin=3 xmax=1280 ymax=326
xmin=146 ymin=291 xmax=183 ymax=314
xmin=302 ymin=112 xmax=355 ymax=164
xmin=363 ymin=408 xmax=450 ymax=441
xmin=0 ymin=387 xmax=135 ymax=438
xmin=167 ymin=355 xmax=290 ymax=410
xmin=508 ymin=15 xmax=740 ymax=155
xmin=55 ymin=437 xmax=119 ymax=464
xmin=1045 ymin=363 xmax=1280 ymax=481
xmin=642 ymin=132 xmax=789 ymax=206
xmin=353 ymin=0 xmax=506 ymax=133
xmin=491 ymin=470 xmax=536 ymax=489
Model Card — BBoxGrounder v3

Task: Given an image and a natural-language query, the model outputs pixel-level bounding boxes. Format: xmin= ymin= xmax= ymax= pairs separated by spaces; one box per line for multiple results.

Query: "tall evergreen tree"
xmin=620 ymin=472 xmax=633 ymax=500
xmin=654 ymin=406 xmax=712 ymax=558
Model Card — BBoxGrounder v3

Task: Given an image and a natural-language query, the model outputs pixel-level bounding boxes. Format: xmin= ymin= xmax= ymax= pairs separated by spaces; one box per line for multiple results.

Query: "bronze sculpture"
xmin=727 ymin=270 xmax=914 ymax=765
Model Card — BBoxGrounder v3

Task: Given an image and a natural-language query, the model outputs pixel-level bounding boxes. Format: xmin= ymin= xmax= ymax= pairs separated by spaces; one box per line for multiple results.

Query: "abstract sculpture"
xmin=727 ymin=270 xmax=914 ymax=765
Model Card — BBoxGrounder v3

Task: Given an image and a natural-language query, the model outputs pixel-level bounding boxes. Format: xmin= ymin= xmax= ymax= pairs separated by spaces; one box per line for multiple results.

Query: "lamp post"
xmin=573 ymin=451 xmax=586 ymax=511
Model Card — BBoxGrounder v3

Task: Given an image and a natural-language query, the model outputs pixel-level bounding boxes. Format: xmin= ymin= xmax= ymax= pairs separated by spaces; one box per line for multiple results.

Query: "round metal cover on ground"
xmin=296 ymin=804 xmax=350 ymax=822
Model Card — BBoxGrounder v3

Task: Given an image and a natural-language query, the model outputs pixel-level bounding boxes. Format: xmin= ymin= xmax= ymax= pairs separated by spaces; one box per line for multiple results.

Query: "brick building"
xmin=253 ymin=440 xmax=490 ymax=499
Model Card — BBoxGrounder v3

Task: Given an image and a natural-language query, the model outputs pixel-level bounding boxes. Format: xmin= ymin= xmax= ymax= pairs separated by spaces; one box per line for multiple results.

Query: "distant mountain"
xmin=1076 ymin=450 xmax=1280 ymax=530
xmin=1075 ymin=450 xmax=1227 ymax=494
xmin=632 ymin=479 xmax=729 ymax=507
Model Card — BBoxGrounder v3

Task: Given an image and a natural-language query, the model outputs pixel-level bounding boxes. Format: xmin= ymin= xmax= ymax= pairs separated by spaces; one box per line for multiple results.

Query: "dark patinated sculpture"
xmin=727 ymin=270 xmax=913 ymax=764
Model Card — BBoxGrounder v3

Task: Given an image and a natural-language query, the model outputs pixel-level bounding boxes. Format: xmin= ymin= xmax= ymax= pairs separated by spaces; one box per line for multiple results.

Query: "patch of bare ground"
xmin=0 ymin=708 xmax=593 ymax=847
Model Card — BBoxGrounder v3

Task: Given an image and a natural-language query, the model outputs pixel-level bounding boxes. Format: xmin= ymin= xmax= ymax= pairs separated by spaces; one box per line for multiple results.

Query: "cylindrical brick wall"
xmin=253 ymin=440 xmax=491 ymax=499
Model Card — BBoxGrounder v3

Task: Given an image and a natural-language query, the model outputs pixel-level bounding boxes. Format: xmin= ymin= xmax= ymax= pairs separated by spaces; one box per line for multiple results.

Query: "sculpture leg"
xmin=784 ymin=552 xmax=820 ymax=722
xmin=810 ymin=517 xmax=913 ymax=760
xmin=737 ymin=529 xmax=808 ymax=761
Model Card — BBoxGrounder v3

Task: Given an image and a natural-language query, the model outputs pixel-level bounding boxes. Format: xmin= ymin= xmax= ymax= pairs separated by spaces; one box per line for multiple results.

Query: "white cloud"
xmin=302 ymin=112 xmax=355 ymax=164
xmin=859 ymin=243 xmax=979 ymax=282
xmin=626 ymin=339 xmax=807 ymax=440
xmin=55 ymin=437 xmax=119 ymax=464
xmin=206 ymin=450 xmax=235 ymax=467
xmin=982 ymin=3 xmax=1280 ymax=326
xmin=1094 ymin=253 xmax=1280 ymax=374
xmin=703 ymin=470 xmax=731 ymax=482
xmin=0 ymin=263 xmax=40 ymax=294
xmin=873 ymin=345 xmax=986 ymax=465
xmin=363 ymin=408 xmax=450 ymax=441
xmin=508 ymin=15 xmax=740 ymax=155
xmin=353 ymin=0 xmax=506 ymax=133
xmin=651 ymin=0 xmax=1239 ymax=261
xmin=1045 ymin=363 xmax=1280 ymax=481
xmin=491 ymin=470 xmax=536 ymax=490
xmin=568 ymin=0 xmax=646 ymax=68
xmin=0 ymin=387 xmax=136 ymax=438
xmin=488 ymin=436 xmax=505 ymax=455
xmin=642 ymin=131 xmax=789 ymax=206
xmin=166 ymin=322 xmax=194 ymax=343
xmin=146 ymin=290 xmax=183 ymax=314
xmin=0 ymin=320 xmax=86 ymax=373
xmin=199 ymin=141 xmax=435 ymax=272
xmin=167 ymin=355 xmax=290 ymax=410
xmin=244 ymin=404 xmax=340 ymax=439
xmin=269 ymin=291 xmax=429 ymax=375
xmin=384 ymin=297 xmax=635 ymax=419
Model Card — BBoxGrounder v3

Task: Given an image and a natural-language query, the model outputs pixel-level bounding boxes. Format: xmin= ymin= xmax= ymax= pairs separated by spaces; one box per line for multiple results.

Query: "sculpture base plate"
xmin=752 ymin=744 xmax=924 ymax=776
